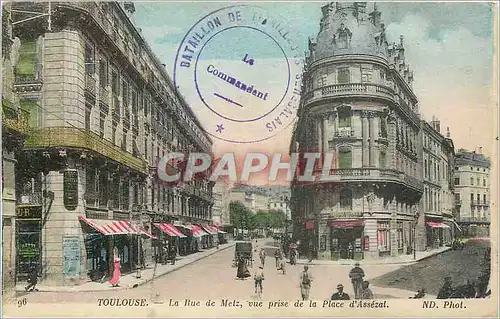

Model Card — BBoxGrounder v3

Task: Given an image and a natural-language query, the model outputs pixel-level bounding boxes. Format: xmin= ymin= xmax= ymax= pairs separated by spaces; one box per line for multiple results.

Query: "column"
xmin=386 ymin=111 xmax=397 ymax=168
xmin=316 ymin=115 xmax=322 ymax=154
xmin=322 ymin=114 xmax=329 ymax=152
xmin=362 ymin=112 xmax=369 ymax=167
xmin=368 ymin=114 xmax=375 ymax=166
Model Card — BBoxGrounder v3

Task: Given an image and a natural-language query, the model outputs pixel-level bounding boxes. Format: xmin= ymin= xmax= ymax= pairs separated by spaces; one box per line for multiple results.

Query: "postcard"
xmin=1 ymin=1 xmax=498 ymax=318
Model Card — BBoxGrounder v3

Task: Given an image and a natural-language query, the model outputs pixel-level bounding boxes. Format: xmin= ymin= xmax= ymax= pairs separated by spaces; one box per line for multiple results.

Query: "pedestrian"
xmin=299 ymin=265 xmax=313 ymax=301
xmin=236 ymin=257 xmax=246 ymax=280
xmin=437 ymin=276 xmax=454 ymax=299
xmin=25 ymin=266 xmax=40 ymax=292
xmin=330 ymin=284 xmax=350 ymax=300
xmin=360 ymin=281 xmax=374 ymax=300
xmin=169 ymin=245 xmax=176 ymax=265
xmin=259 ymin=248 xmax=266 ymax=266
xmin=254 ymin=265 xmax=265 ymax=294
xmin=108 ymin=256 xmax=121 ymax=287
xmin=274 ymin=249 xmax=282 ymax=268
xmin=349 ymin=262 xmax=365 ymax=299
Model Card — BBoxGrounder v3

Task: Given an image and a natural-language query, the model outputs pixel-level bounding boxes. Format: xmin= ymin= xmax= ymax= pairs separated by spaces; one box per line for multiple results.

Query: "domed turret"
xmin=309 ymin=2 xmax=388 ymax=61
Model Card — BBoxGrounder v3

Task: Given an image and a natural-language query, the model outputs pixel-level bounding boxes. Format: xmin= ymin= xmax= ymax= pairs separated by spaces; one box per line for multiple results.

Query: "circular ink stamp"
xmin=173 ymin=5 xmax=304 ymax=144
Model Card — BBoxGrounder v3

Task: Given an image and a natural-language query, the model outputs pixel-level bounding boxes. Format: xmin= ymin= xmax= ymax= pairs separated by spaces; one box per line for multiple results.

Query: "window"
xmin=99 ymin=112 xmax=105 ymax=137
xmin=85 ymin=107 xmax=91 ymax=131
xmin=454 ymin=193 xmax=460 ymax=204
xmin=338 ymin=107 xmax=351 ymax=127
xmin=397 ymin=222 xmax=403 ymax=249
xmin=470 ymin=193 xmax=474 ymax=204
xmin=477 ymin=178 xmax=480 ymax=186
xmin=84 ymin=44 xmax=95 ymax=74
xmin=470 ymin=177 xmax=474 ymax=185
xmin=361 ymin=69 xmax=372 ymax=83
xmin=379 ymin=151 xmax=386 ymax=169
xmin=99 ymin=59 xmax=108 ymax=87
xmin=477 ymin=194 xmax=480 ymax=203
xmin=317 ymin=74 xmax=327 ymax=87
xmin=111 ymin=71 xmax=119 ymax=95
xmin=483 ymin=194 xmax=487 ymax=204
xmin=338 ymin=148 xmax=352 ymax=169
xmin=337 ymin=68 xmax=350 ymax=84
xmin=483 ymin=179 xmax=486 ymax=187
xmin=454 ymin=177 xmax=460 ymax=185
xmin=424 ymin=160 xmax=428 ymax=179
xmin=122 ymin=129 xmax=128 ymax=151
xmin=112 ymin=126 xmax=117 ymax=144
xmin=377 ymin=221 xmax=390 ymax=252
xmin=339 ymin=189 xmax=352 ymax=210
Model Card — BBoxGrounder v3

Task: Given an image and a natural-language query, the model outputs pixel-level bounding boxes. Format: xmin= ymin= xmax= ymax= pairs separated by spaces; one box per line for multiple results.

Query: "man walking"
xmin=259 ymin=248 xmax=266 ymax=266
xmin=254 ymin=265 xmax=265 ymax=295
xmin=274 ymin=249 xmax=282 ymax=268
xmin=349 ymin=262 xmax=365 ymax=299
xmin=299 ymin=265 xmax=313 ymax=300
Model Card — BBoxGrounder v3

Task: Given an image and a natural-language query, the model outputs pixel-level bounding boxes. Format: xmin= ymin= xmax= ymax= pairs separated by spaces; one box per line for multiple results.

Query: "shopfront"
xmin=425 ymin=220 xmax=450 ymax=248
xmin=16 ymin=206 xmax=42 ymax=281
xmin=79 ymin=216 xmax=155 ymax=279
xmin=200 ymin=224 xmax=218 ymax=247
xmin=152 ymin=222 xmax=186 ymax=260
xmin=329 ymin=220 xmax=364 ymax=261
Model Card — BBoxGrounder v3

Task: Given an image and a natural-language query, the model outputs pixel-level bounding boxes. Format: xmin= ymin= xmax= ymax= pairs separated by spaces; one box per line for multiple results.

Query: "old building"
xmin=2 ymin=2 xmax=31 ymax=290
xmin=212 ymin=180 xmax=231 ymax=227
xmin=290 ymin=2 xmax=426 ymax=260
xmin=420 ymin=117 xmax=456 ymax=249
xmin=7 ymin=2 xmax=214 ymax=286
xmin=453 ymin=148 xmax=491 ymax=237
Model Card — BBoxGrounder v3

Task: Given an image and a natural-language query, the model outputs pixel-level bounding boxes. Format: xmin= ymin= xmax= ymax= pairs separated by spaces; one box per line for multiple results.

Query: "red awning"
xmin=201 ymin=224 xmax=218 ymax=235
xmin=181 ymin=224 xmax=209 ymax=237
xmin=153 ymin=223 xmax=187 ymax=238
xmin=305 ymin=221 xmax=314 ymax=230
xmin=330 ymin=220 xmax=364 ymax=229
xmin=426 ymin=222 xmax=451 ymax=228
xmin=79 ymin=216 xmax=138 ymax=235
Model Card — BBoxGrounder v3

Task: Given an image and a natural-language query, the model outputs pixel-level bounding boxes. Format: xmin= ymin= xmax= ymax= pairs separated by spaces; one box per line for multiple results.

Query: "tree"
xmin=229 ymin=201 xmax=252 ymax=229
xmin=268 ymin=209 xmax=286 ymax=229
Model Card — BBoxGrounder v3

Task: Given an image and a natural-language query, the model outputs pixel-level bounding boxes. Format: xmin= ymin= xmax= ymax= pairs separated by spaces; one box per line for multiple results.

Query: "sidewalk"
xmin=294 ymin=246 xmax=451 ymax=266
xmin=15 ymin=241 xmax=236 ymax=293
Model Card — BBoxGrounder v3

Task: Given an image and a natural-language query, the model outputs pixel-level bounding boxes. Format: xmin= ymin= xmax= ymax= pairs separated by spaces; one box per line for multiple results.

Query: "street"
xmin=8 ymin=239 xmax=490 ymax=304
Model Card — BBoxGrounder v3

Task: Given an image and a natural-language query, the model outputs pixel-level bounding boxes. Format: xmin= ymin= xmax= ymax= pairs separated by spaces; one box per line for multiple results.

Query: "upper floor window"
xmin=483 ymin=179 xmax=486 ymax=187
xmin=379 ymin=151 xmax=386 ymax=169
xmin=338 ymin=148 xmax=352 ymax=169
xmin=454 ymin=177 xmax=460 ymax=185
xmin=470 ymin=177 xmax=474 ymax=185
xmin=317 ymin=74 xmax=327 ymax=87
xmin=84 ymin=44 xmax=95 ymax=74
xmin=338 ymin=107 xmax=351 ymax=128
xmin=477 ymin=178 xmax=480 ymax=186
xmin=339 ymin=189 xmax=352 ymax=210
xmin=483 ymin=194 xmax=487 ymax=204
xmin=99 ymin=59 xmax=108 ymax=88
xmin=337 ymin=68 xmax=350 ymax=84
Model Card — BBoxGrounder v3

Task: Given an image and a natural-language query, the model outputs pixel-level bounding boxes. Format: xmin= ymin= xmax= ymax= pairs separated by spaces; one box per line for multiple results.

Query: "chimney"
xmin=446 ymin=127 xmax=450 ymax=138
xmin=479 ymin=147 xmax=483 ymax=154
xmin=436 ymin=120 xmax=440 ymax=134
xmin=400 ymin=35 xmax=404 ymax=46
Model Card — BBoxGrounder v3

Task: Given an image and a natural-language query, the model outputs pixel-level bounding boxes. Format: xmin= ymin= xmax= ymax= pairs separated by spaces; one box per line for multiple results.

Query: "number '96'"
xmin=17 ymin=297 xmax=27 ymax=307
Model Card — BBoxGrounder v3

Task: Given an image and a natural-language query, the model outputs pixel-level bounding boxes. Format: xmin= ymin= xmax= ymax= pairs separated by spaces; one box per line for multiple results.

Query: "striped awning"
xmin=153 ymin=223 xmax=186 ymax=238
xmin=426 ymin=222 xmax=450 ymax=228
xmin=200 ymin=224 xmax=218 ymax=235
xmin=183 ymin=224 xmax=208 ymax=237
xmin=78 ymin=216 xmax=141 ymax=236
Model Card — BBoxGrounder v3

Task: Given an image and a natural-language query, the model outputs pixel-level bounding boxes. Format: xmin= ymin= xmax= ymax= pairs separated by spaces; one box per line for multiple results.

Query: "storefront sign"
xmin=330 ymin=220 xmax=364 ymax=229
xmin=16 ymin=206 xmax=42 ymax=219
xmin=63 ymin=170 xmax=79 ymax=211
xmin=63 ymin=236 xmax=81 ymax=276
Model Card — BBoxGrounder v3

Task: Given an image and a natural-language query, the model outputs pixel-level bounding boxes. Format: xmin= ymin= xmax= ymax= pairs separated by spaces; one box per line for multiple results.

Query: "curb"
xmin=16 ymin=243 xmax=236 ymax=293
xmin=295 ymin=247 xmax=451 ymax=266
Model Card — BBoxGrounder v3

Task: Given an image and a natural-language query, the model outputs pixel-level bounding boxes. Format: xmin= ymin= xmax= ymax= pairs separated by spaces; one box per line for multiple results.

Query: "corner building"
xmin=7 ymin=2 xmax=214 ymax=286
xmin=290 ymin=2 xmax=425 ymax=261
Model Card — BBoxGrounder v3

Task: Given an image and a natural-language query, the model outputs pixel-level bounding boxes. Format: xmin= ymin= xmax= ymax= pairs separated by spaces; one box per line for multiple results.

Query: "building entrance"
xmin=329 ymin=220 xmax=364 ymax=260
xmin=15 ymin=206 xmax=42 ymax=281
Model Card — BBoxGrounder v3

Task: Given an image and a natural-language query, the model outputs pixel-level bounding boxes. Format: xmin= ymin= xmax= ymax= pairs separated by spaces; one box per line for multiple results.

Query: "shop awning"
xmin=218 ymin=230 xmax=227 ymax=234
xmin=330 ymin=220 xmax=364 ymax=229
xmin=182 ymin=224 xmax=209 ymax=237
xmin=426 ymin=222 xmax=451 ymax=228
xmin=200 ymin=224 xmax=218 ymax=235
xmin=153 ymin=223 xmax=187 ymax=238
xmin=140 ymin=230 xmax=157 ymax=239
xmin=78 ymin=216 xmax=137 ymax=236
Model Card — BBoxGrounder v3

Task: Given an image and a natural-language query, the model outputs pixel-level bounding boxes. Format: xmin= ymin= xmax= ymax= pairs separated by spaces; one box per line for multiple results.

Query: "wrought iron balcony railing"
xmin=17 ymin=192 xmax=43 ymax=205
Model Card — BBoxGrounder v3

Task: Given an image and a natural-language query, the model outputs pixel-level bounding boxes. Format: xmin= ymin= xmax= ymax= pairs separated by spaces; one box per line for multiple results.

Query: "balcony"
xmin=85 ymin=73 xmax=97 ymax=97
xmin=2 ymin=101 xmax=30 ymax=134
xmin=471 ymin=200 xmax=489 ymax=207
xmin=334 ymin=128 xmax=355 ymax=138
xmin=304 ymin=83 xmax=395 ymax=105
xmin=25 ymin=127 xmax=147 ymax=174
xmin=308 ymin=168 xmax=423 ymax=192
xmin=17 ymin=192 xmax=43 ymax=206
xmin=458 ymin=217 xmax=490 ymax=224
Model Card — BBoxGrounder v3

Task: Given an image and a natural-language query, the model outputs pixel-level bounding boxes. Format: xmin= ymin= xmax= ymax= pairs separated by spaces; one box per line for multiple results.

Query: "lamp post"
xmin=413 ymin=207 xmax=420 ymax=260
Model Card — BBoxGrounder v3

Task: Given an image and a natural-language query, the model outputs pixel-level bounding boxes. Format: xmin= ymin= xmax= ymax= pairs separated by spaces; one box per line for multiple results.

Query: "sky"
xmin=132 ymin=1 xmax=497 ymax=185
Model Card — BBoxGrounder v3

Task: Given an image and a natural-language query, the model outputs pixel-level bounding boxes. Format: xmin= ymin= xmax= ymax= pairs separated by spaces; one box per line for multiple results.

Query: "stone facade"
xmin=5 ymin=2 xmax=214 ymax=286
xmin=290 ymin=2 xmax=435 ymax=261
xmin=453 ymin=149 xmax=491 ymax=237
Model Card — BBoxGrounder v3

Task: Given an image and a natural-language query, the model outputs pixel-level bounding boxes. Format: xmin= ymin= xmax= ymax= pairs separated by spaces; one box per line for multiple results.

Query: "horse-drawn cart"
xmin=234 ymin=241 xmax=253 ymax=267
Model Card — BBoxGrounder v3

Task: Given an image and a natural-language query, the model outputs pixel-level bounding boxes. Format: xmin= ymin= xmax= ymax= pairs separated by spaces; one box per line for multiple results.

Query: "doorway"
xmin=330 ymin=227 xmax=363 ymax=260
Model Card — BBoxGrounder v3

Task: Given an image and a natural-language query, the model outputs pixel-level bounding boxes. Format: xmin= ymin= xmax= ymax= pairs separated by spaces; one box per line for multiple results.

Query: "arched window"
xmin=338 ymin=147 xmax=352 ymax=169
xmin=340 ymin=189 xmax=353 ymax=210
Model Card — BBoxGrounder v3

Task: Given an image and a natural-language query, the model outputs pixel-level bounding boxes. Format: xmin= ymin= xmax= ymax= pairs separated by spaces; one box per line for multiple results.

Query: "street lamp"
xmin=413 ymin=207 xmax=420 ymax=260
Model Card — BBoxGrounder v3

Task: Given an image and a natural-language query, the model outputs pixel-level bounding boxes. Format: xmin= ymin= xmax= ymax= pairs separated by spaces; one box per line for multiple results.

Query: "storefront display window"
xmin=377 ymin=221 xmax=390 ymax=255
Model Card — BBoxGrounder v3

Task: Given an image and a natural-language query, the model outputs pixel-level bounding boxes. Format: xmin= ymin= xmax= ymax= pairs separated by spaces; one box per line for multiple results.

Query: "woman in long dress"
xmin=236 ymin=257 xmax=246 ymax=280
xmin=109 ymin=257 xmax=121 ymax=287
